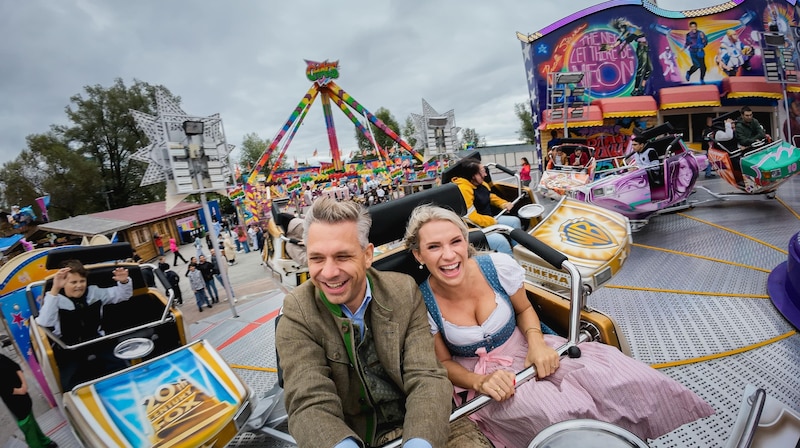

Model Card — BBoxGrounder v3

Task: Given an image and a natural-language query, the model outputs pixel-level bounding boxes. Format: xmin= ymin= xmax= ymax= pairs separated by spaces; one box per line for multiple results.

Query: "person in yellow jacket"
xmin=451 ymin=159 xmax=521 ymax=255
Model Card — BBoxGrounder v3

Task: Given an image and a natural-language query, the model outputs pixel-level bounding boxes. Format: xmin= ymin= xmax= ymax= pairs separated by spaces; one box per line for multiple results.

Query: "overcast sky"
xmin=0 ymin=0 xmax=719 ymax=166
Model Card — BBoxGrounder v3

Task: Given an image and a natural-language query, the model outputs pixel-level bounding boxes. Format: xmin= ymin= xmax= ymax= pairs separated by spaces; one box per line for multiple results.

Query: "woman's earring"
xmin=418 ymin=263 xmax=424 ymax=270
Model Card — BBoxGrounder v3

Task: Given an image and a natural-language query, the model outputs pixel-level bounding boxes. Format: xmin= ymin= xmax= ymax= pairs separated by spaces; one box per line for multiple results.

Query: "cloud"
xmin=0 ymin=0 xmax=720 ymax=166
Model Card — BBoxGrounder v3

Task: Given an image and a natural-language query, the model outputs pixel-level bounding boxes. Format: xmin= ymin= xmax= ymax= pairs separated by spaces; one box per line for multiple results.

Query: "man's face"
xmin=199 ymin=255 xmax=206 ymax=263
xmin=307 ymin=220 xmax=373 ymax=313
xmin=64 ymin=272 xmax=87 ymax=299
xmin=742 ymin=111 xmax=754 ymax=123
xmin=689 ymin=23 xmax=697 ymax=33
xmin=632 ymin=141 xmax=644 ymax=153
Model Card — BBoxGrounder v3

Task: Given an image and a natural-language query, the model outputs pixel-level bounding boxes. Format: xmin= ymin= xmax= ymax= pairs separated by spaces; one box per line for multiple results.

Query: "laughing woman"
xmin=403 ymin=204 xmax=714 ymax=447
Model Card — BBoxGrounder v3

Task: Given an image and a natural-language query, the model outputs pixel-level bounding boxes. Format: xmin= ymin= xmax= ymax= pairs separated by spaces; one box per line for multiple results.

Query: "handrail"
xmin=734 ymin=388 xmax=766 ymax=448
xmin=381 ymin=332 xmax=591 ymax=448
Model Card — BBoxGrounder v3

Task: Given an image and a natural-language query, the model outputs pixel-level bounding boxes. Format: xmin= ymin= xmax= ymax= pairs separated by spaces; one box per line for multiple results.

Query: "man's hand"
xmin=112 ymin=267 xmax=130 ymax=284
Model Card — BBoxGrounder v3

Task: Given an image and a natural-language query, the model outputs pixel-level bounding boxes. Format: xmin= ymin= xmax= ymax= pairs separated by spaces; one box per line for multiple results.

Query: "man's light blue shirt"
xmin=335 ymin=281 xmax=432 ymax=448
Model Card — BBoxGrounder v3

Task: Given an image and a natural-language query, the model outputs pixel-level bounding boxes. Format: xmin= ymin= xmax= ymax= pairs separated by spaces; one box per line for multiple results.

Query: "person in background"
xmin=222 ymin=234 xmax=237 ymax=265
xmin=237 ymin=227 xmax=250 ymax=254
xmin=519 ymin=157 xmax=532 ymax=187
xmin=186 ymin=263 xmax=212 ymax=312
xmin=169 ymin=237 xmax=187 ymax=266
xmin=275 ymin=197 xmax=491 ymax=448
xmin=569 ymin=147 xmax=589 ymax=167
xmin=630 ymin=136 xmax=659 ymax=168
xmin=158 ymin=263 xmax=183 ymax=306
xmin=700 ymin=116 xmax=717 ymax=178
xmin=153 ymin=232 xmax=164 ymax=256
xmin=197 ymin=255 xmax=220 ymax=304
xmin=735 ymin=106 xmax=767 ymax=148
xmin=1 ymin=353 xmax=58 ymax=448
xmin=450 ymin=159 xmax=521 ymax=256
xmin=193 ymin=235 xmax=204 ymax=259
xmin=404 ymin=205 xmax=714 ymax=447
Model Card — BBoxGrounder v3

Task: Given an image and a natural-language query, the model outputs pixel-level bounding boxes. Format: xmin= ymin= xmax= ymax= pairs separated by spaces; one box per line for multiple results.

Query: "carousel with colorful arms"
xmin=568 ymin=123 xmax=706 ymax=231
xmin=11 ymin=243 xmax=253 ymax=447
xmin=241 ymin=59 xmax=426 ymax=224
xmin=701 ymin=111 xmax=800 ymax=198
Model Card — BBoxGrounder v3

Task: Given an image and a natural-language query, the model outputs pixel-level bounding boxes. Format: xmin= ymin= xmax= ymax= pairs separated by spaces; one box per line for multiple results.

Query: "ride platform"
xmin=5 ymin=175 xmax=800 ymax=448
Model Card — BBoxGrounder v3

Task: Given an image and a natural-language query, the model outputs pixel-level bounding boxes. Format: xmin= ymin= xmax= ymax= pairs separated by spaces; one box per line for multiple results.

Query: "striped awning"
xmin=659 ymin=85 xmax=721 ymax=110
xmin=592 ymin=96 xmax=658 ymax=118
xmin=722 ymin=76 xmax=783 ymax=100
xmin=538 ymin=105 xmax=604 ymax=130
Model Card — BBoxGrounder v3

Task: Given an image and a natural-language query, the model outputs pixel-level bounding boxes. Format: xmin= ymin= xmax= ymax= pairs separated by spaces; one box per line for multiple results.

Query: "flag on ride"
xmin=35 ymin=195 xmax=50 ymax=222
xmin=312 ymin=149 xmax=318 ymax=157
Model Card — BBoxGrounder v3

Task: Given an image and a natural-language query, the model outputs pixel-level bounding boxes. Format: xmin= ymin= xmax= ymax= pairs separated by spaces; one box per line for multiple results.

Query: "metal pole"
xmin=189 ymin=132 xmax=239 ymax=319
xmin=563 ymin=85 xmax=570 ymax=140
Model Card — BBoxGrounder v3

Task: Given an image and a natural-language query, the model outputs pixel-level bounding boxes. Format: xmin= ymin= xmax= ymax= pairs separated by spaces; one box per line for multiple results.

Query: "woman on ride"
xmin=403 ymin=204 xmax=714 ymax=447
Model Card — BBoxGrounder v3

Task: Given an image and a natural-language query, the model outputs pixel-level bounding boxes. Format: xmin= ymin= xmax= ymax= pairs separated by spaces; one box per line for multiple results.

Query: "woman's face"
xmin=413 ymin=219 xmax=469 ymax=286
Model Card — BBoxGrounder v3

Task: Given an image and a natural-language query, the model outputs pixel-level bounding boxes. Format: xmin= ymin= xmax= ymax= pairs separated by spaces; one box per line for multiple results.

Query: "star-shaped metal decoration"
xmin=409 ymin=99 xmax=461 ymax=158
xmin=130 ymin=91 xmax=235 ymax=208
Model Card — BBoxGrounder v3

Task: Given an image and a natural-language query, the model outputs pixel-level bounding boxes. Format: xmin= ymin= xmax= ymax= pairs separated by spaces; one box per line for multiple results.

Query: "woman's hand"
xmin=476 ymin=370 xmax=516 ymax=402
xmin=525 ymin=342 xmax=559 ymax=379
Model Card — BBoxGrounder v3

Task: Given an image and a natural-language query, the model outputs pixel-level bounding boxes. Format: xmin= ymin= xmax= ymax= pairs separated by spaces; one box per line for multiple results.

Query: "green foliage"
xmin=0 ymin=132 xmax=101 ymax=219
xmin=58 ymin=78 xmax=176 ymax=208
xmin=462 ymin=128 xmax=482 ymax=148
xmin=515 ymin=102 xmax=536 ymax=144
xmin=353 ymin=107 xmax=401 ymax=155
xmin=238 ymin=132 xmax=283 ymax=181
xmin=402 ymin=115 xmax=418 ymax=149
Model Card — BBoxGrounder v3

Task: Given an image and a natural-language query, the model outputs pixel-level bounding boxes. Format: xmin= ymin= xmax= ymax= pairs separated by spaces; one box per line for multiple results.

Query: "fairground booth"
xmin=519 ymin=0 xmax=800 ymax=165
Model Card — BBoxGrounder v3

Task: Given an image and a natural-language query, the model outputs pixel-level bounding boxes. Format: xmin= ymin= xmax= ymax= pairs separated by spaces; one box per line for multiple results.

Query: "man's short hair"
xmin=303 ymin=197 xmax=372 ymax=249
xmin=633 ymin=136 xmax=648 ymax=144
xmin=741 ymin=106 xmax=753 ymax=113
xmin=689 ymin=21 xmax=697 ymax=27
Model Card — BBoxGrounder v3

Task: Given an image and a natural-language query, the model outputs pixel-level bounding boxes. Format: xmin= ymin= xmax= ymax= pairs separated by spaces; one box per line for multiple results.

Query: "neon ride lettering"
xmin=566 ymin=29 xmax=637 ymax=96
xmin=539 ymin=23 xmax=589 ymax=77
xmin=305 ymin=59 xmax=340 ymax=86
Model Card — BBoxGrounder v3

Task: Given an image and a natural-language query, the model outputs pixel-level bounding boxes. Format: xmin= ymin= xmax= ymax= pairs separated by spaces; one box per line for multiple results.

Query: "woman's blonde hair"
xmin=404 ymin=204 xmax=476 ymax=256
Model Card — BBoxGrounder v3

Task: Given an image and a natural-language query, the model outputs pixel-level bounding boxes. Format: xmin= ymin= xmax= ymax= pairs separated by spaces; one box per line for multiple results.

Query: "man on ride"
xmin=451 ymin=159 xmax=521 ymax=256
xmin=736 ymin=106 xmax=766 ymax=149
xmin=275 ymin=197 xmax=491 ymax=447
xmin=630 ymin=136 xmax=659 ymax=168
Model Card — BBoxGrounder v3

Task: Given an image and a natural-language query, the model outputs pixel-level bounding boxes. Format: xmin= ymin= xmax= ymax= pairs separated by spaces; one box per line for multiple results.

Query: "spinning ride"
xmin=569 ymin=123 xmax=706 ymax=231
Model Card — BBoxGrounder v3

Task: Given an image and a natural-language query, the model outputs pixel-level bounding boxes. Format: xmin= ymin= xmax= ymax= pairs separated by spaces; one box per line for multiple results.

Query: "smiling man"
xmin=275 ymin=197 xmax=490 ymax=448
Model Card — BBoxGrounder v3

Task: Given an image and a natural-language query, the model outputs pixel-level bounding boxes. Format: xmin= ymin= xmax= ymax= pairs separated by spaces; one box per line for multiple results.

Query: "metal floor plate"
xmin=227 ymin=176 xmax=800 ymax=447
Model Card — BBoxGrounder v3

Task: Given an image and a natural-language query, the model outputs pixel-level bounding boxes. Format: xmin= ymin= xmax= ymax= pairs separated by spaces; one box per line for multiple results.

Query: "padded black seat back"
xmin=368 ymin=183 xmax=466 ymax=247
xmin=369 ymin=184 xmax=485 ymax=284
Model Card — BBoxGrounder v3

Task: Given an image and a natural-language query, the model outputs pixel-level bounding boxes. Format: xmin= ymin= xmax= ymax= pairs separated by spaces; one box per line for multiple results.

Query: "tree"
xmin=514 ymin=102 xmax=536 ymax=144
xmin=354 ymin=107 xmax=401 ymax=156
xmin=238 ymin=132 xmax=273 ymax=181
xmin=462 ymin=128 xmax=482 ymax=148
xmin=57 ymin=78 xmax=178 ymax=209
xmin=402 ymin=115 xmax=418 ymax=149
xmin=0 ymin=132 xmax=102 ymax=220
